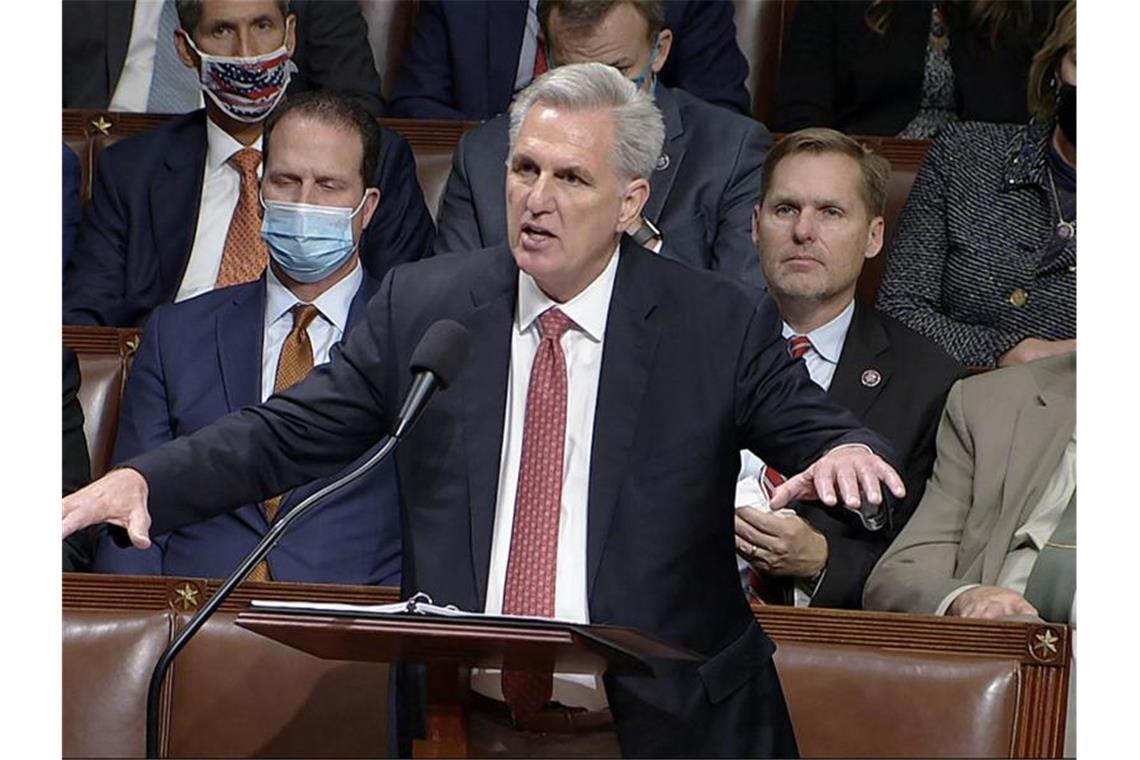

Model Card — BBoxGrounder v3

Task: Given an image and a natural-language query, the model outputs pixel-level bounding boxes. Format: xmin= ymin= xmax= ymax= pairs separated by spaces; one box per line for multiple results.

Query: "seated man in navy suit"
xmin=433 ymin=0 xmax=771 ymax=288
xmin=92 ymin=90 xmax=402 ymax=585
xmin=389 ymin=0 xmax=751 ymax=119
xmin=734 ymin=129 xmax=966 ymax=609
xmin=63 ymin=0 xmax=433 ymax=328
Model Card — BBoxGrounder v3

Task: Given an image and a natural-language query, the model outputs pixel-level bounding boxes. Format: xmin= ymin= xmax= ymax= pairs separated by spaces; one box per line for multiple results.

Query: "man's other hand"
xmin=998 ymin=337 xmax=1076 ymax=368
xmin=768 ymin=444 xmax=905 ymax=513
xmin=948 ymin=585 xmax=1039 ymax=620
xmin=735 ymin=507 xmax=827 ymax=578
xmin=62 ymin=468 xmax=152 ymax=549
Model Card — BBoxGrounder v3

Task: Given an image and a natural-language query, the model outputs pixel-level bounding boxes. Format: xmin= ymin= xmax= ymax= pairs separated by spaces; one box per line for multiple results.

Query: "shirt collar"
xmin=516 ymin=244 xmax=621 ymax=342
xmin=781 ymin=299 xmax=855 ymax=365
xmin=265 ymin=260 xmax=363 ymax=335
xmin=205 ymin=113 xmax=263 ymax=173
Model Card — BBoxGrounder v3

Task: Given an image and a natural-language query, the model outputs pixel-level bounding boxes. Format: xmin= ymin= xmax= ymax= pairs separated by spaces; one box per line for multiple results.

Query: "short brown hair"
xmin=760 ymin=128 xmax=891 ymax=218
xmin=1027 ymin=1 xmax=1076 ymax=122
xmin=538 ymin=0 xmax=664 ymax=45
xmin=263 ymin=90 xmax=382 ymax=187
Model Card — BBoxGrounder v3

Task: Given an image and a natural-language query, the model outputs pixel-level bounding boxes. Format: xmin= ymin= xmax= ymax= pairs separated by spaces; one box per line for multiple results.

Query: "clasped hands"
xmin=734 ymin=445 xmax=904 ymax=578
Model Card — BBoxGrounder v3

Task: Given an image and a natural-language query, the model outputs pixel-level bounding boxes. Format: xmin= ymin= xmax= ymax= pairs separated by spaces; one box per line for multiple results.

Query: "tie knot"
xmin=229 ymin=148 xmax=262 ymax=179
xmin=538 ymin=308 xmax=574 ymax=341
xmin=291 ymin=303 xmax=321 ymax=333
xmin=787 ymin=335 xmax=813 ymax=360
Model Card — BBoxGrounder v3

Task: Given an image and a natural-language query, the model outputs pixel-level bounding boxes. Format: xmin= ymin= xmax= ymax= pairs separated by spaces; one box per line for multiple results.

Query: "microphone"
xmin=142 ymin=319 xmax=471 ymax=758
xmin=392 ymin=319 xmax=471 ymax=440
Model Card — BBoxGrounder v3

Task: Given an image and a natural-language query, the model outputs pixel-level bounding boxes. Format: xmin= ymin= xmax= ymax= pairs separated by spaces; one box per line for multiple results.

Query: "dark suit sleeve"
xmin=63 ymin=144 xmax=82 ymax=266
xmin=290 ymin=0 xmax=385 ymax=117
xmin=661 ymin=0 xmax=751 ymax=115
xmin=772 ymin=1 xmax=838 ymax=131
xmin=90 ymin=311 xmax=174 ymax=575
xmin=63 ymin=345 xmax=94 ymax=571
xmin=63 ymin=147 xmax=132 ymax=327
xmin=360 ymin=128 xmax=435 ymax=280
xmin=125 ymin=272 xmax=401 ymax=536
xmin=711 ymin=120 xmax=770 ymax=288
xmin=433 ymin=130 xmax=484 ymax=256
xmin=387 ymin=1 xmax=469 ymax=119
xmin=799 ymin=503 xmax=890 ymax=609
xmin=735 ymin=298 xmax=898 ymax=475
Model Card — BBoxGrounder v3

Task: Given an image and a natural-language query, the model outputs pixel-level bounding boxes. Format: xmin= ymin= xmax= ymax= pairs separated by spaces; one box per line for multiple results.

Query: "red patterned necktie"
xmin=787 ymin=334 xmax=813 ymax=360
xmin=501 ymin=307 xmax=574 ymax=724
xmin=215 ymin=148 xmax=269 ymax=288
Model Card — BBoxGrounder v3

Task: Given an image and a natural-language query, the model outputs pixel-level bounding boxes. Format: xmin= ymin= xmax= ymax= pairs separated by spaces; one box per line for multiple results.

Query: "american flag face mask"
xmin=181 ymin=34 xmax=298 ymax=123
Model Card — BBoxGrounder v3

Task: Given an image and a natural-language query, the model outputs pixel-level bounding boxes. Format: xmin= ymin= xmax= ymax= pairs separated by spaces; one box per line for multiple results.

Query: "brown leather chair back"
xmin=62 ymin=326 xmax=143 ymax=478
xmin=775 ymin=642 xmax=1017 ymax=757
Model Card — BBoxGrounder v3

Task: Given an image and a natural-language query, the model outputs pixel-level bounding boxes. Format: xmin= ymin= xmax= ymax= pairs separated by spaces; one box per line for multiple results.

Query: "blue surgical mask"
xmin=259 ymin=194 xmax=367 ymax=283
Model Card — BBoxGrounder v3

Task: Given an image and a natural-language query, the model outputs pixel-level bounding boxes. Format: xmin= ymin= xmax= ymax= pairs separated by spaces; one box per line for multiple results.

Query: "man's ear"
xmin=175 ymin=29 xmax=199 ymax=70
xmin=617 ymin=178 xmax=651 ymax=231
xmin=864 ymin=216 xmax=885 ymax=260
xmin=359 ymin=187 xmax=382 ymax=230
xmin=652 ymin=29 xmax=673 ymax=74
xmin=284 ymin=14 xmax=298 ymax=56
xmin=751 ymin=203 xmax=762 ymax=246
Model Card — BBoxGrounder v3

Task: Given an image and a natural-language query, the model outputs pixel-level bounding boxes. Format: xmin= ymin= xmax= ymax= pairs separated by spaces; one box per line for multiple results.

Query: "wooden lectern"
xmin=236 ymin=606 xmax=700 ymax=758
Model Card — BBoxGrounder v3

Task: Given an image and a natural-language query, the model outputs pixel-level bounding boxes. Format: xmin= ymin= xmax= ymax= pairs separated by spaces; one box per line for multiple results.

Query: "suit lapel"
xmin=464 ymin=251 xmax=519 ymax=607
xmin=587 ymin=241 xmax=663 ymax=596
xmin=829 ymin=303 xmax=890 ymax=420
xmin=151 ymin=112 xmax=208 ymax=301
xmin=643 ymin=87 xmax=685 ymax=225
xmin=981 ymin=380 xmax=1076 ymax=583
xmin=106 ymin=0 xmax=135 ymax=97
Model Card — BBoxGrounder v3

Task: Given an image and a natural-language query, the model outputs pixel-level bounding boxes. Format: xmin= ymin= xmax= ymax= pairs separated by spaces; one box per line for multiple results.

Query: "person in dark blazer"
xmin=63 ymin=0 xmax=433 ymax=327
xmin=389 ymin=0 xmax=752 ymax=120
xmin=433 ymin=0 xmax=771 ymax=289
xmin=63 ymin=144 xmax=82 ymax=266
xmin=876 ymin=3 xmax=1076 ymax=368
xmin=90 ymin=91 xmax=402 ymax=584
xmin=63 ymin=345 xmax=95 ymax=572
xmin=64 ymin=64 xmax=906 ymax=757
xmin=774 ymin=1 xmax=1060 ymax=137
xmin=735 ymin=128 xmax=965 ymax=610
xmin=62 ymin=0 xmax=385 ymax=117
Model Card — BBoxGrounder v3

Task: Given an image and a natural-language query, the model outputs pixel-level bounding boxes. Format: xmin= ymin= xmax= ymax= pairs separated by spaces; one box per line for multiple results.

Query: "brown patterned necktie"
xmin=215 ymin=148 xmax=269 ymax=288
xmin=500 ymin=307 xmax=574 ymax=724
xmin=248 ymin=303 xmax=321 ymax=582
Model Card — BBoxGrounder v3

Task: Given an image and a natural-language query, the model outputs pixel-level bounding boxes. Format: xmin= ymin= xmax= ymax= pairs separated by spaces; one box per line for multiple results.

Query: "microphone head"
xmin=409 ymin=319 xmax=471 ymax=389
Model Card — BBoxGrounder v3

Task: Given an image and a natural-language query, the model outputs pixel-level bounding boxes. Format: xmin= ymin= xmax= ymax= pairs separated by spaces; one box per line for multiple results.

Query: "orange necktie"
xmin=215 ymin=148 xmax=269 ymax=288
xmin=248 ymin=303 xmax=321 ymax=582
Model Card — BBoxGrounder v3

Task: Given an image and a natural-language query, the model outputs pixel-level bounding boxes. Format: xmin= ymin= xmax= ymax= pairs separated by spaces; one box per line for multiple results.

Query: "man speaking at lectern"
xmin=64 ymin=63 xmax=905 ymax=758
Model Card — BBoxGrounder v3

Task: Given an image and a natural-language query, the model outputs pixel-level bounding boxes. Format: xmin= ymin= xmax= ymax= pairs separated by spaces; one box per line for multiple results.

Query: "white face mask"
xmin=181 ymin=33 xmax=298 ymax=122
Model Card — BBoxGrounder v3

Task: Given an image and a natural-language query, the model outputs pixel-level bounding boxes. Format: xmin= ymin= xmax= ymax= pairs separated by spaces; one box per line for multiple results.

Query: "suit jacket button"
xmin=1009 ymin=288 xmax=1029 ymax=307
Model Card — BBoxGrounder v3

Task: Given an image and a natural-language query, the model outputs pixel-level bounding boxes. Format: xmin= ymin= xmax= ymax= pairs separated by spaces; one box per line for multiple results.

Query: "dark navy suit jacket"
xmin=434 ymin=85 xmax=771 ymax=289
xmin=63 ymin=144 xmax=82 ymax=266
xmin=389 ymin=0 xmax=751 ymax=119
xmin=63 ymin=109 xmax=434 ymax=327
xmin=127 ymin=240 xmax=899 ymax=756
xmin=92 ymin=272 xmax=402 ymax=585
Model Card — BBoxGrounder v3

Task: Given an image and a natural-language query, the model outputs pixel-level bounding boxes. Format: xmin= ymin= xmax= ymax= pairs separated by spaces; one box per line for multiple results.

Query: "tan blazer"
xmin=863 ymin=351 xmax=1075 ymax=613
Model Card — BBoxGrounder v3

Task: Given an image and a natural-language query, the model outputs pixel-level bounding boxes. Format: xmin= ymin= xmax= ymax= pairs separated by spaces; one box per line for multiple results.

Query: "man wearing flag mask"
xmin=64 ymin=0 xmax=434 ymax=328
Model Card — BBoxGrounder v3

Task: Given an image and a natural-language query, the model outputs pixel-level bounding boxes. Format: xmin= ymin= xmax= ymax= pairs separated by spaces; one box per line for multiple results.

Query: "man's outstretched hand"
xmin=62 ymin=468 xmax=152 ymax=549
xmin=769 ymin=444 xmax=906 ymax=514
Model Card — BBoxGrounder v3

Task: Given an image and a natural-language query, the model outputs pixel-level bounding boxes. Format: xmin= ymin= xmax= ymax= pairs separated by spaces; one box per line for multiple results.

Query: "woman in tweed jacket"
xmin=876 ymin=2 xmax=1076 ymax=368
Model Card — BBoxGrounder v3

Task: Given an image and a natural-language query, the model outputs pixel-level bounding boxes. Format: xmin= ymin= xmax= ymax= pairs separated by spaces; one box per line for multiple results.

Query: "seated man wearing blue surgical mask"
xmin=64 ymin=0 xmax=433 ymax=328
xmin=91 ymin=90 xmax=403 ymax=586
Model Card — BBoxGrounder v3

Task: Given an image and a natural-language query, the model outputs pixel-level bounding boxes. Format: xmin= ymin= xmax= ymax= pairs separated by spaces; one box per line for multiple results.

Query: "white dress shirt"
xmin=175 ymin=117 xmax=263 ymax=303
xmin=260 ymin=262 xmax=362 ymax=401
xmin=109 ymin=0 xmax=205 ymax=112
xmin=735 ymin=299 xmax=855 ymax=607
xmin=474 ymin=246 xmax=621 ymax=710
